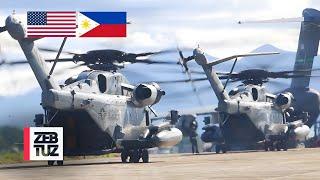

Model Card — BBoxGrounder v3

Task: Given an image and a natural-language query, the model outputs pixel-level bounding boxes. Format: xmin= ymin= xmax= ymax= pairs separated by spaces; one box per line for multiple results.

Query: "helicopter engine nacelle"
xmin=275 ymin=92 xmax=293 ymax=110
xmin=132 ymin=83 xmax=165 ymax=107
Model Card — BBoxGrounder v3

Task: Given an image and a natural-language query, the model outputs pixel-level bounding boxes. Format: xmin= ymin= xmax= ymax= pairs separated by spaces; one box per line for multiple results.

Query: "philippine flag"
xmin=77 ymin=12 xmax=126 ymax=37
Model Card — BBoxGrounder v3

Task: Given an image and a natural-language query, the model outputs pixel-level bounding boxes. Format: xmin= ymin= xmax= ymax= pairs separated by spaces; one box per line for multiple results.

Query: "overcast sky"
xmin=0 ymin=0 xmax=319 ymax=96
xmin=0 ymin=0 xmax=319 ymax=55
xmin=0 ymin=0 xmax=320 ymax=125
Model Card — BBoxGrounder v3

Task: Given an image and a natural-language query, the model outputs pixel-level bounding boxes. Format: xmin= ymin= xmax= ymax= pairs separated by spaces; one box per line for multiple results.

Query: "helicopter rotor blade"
xmin=208 ymin=52 xmax=280 ymax=66
xmin=177 ymin=46 xmax=204 ymax=104
xmin=135 ymin=49 xmax=178 ymax=57
xmin=276 ymin=74 xmax=320 ymax=79
xmin=0 ymin=58 xmax=80 ymax=66
xmin=5 ymin=60 xmax=29 ymax=65
xmin=238 ymin=17 xmax=304 ymax=24
xmin=177 ymin=47 xmax=189 ymax=71
xmin=134 ymin=59 xmax=178 ymax=65
xmin=146 ymin=77 xmax=208 ymax=84
xmin=272 ymin=68 xmax=320 ymax=74
xmin=0 ymin=59 xmax=29 ymax=66
xmin=45 ymin=58 xmax=75 ymax=62
xmin=135 ymin=52 xmax=156 ymax=57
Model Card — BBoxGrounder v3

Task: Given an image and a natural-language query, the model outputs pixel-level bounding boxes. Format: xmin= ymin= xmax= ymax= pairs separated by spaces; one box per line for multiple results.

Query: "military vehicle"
xmin=1 ymin=14 xmax=183 ymax=165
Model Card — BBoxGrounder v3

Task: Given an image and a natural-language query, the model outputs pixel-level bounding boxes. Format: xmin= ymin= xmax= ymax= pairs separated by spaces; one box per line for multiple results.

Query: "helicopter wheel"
xmin=129 ymin=149 xmax=140 ymax=163
xmin=141 ymin=149 xmax=149 ymax=163
xmin=275 ymin=141 xmax=281 ymax=151
xmin=264 ymin=141 xmax=269 ymax=151
xmin=269 ymin=142 xmax=275 ymax=151
xmin=48 ymin=160 xmax=55 ymax=166
xmin=121 ymin=149 xmax=129 ymax=163
xmin=57 ymin=160 xmax=64 ymax=166
xmin=215 ymin=144 xmax=221 ymax=154
xmin=282 ymin=141 xmax=288 ymax=151
xmin=280 ymin=138 xmax=288 ymax=151
xmin=221 ymin=144 xmax=227 ymax=153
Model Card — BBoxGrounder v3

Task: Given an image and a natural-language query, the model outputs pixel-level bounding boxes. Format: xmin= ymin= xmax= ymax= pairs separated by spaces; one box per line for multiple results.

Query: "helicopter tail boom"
xmin=5 ymin=15 xmax=60 ymax=93
xmin=193 ymin=48 xmax=230 ymax=102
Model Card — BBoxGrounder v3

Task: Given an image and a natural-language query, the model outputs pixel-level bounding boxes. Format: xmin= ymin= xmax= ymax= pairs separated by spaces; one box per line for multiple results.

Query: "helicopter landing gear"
xmin=215 ymin=143 xmax=227 ymax=154
xmin=129 ymin=149 xmax=140 ymax=163
xmin=141 ymin=149 xmax=149 ymax=163
xmin=264 ymin=135 xmax=288 ymax=151
xmin=57 ymin=160 xmax=64 ymax=166
xmin=48 ymin=160 xmax=55 ymax=166
xmin=276 ymin=139 xmax=288 ymax=151
xmin=121 ymin=149 xmax=149 ymax=163
xmin=121 ymin=149 xmax=129 ymax=163
xmin=47 ymin=160 xmax=64 ymax=166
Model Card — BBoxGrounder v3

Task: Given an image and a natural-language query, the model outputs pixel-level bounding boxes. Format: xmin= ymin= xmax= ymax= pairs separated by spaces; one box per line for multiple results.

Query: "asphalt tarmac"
xmin=0 ymin=148 xmax=320 ymax=180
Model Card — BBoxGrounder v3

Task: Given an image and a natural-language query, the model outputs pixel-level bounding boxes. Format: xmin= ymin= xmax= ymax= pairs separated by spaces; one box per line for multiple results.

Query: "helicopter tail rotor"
xmin=177 ymin=47 xmax=195 ymax=71
xmin=177 ymin=47 xmax=203 ymax=105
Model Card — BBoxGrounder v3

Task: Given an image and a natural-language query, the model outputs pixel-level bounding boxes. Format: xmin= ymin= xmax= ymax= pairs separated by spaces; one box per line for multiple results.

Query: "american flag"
xmin=27 ymin=11 xmax=77 ymax=38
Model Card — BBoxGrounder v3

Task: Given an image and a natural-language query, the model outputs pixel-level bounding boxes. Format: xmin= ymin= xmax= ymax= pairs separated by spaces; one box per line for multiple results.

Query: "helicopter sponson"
xmin=143 ymin=122 xmax=182 ymax=148
xmin=132 ymin=83 xmax=165 ymax=107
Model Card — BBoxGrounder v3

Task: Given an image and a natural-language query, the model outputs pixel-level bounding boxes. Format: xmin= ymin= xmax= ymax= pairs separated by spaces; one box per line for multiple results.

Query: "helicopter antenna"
xmin=48 ymin=37 xmax=67 ymax=78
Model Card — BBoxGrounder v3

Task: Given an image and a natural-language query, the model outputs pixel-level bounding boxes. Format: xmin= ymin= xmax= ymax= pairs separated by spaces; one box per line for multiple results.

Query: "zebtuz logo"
xmin=24 ymin=127 xmax=63 ymax=161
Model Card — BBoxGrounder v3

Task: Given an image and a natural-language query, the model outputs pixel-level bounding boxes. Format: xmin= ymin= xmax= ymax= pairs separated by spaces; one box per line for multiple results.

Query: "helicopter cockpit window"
xmin=252 ymin=88 xmax=258 ymax=101
xmin=98 ymin=74 xmax=107 ymax=93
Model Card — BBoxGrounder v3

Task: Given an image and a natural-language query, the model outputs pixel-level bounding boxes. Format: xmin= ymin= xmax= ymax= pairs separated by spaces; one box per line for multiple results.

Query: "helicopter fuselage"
xmin=192 ymin=47 xmax=308 ymax=148
xmin=43 ymin=70 xmax=148 ymax=155
xmin=218 ymin=85 xmax=286 ymax=146
xmin=223 ymin=85 xmax=284 ymax=132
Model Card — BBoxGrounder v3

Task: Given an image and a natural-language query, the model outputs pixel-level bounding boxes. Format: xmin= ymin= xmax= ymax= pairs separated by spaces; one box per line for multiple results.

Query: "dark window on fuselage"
xmin=252 ymin=88 xmax=258 ymax=101
xmin=98 ymin=74 xmax=107 ymax=93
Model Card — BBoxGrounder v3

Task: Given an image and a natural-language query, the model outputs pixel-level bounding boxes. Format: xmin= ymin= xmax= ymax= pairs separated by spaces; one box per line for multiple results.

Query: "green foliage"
xmin=0 ymin=152 xmax=23 ymax=164
xmin=0 ymin=126 xmax=23 ymax=152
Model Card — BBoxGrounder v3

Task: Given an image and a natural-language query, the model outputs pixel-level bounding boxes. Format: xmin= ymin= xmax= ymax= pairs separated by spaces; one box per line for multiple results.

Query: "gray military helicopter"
xmin=197 ymin=68 xmax=315 ymax=152
xmin=156 ymin=47 xmax=314 ymax=152
xmin=238 ymin=8 xmax=320 ymax=128
xmin=156 ymin=8 xmax=320 ymax=152
xmin=1 ymin=14 xmax=183 ymax=165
